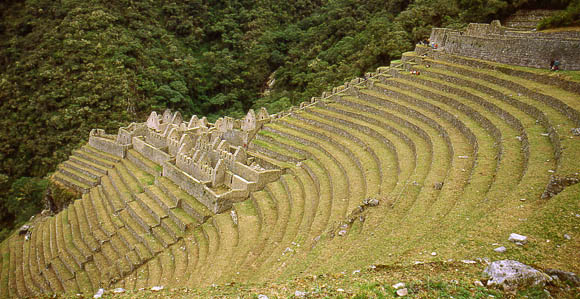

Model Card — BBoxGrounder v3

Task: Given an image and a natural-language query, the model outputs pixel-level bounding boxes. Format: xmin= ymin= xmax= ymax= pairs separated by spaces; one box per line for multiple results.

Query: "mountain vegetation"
xmin=0 ymin=0 xmax=573 ymax=240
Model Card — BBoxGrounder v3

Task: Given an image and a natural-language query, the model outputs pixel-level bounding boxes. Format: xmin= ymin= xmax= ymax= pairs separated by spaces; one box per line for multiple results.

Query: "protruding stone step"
xmin=126 ymin=201 xmax=160 ymax=232
xmin=145 ymin=185 xmax=177 ymax=214
xmin=135 ymin=193 xmax=168 ymax=224
xmin=82 ymin=145 xmax=122 ymax=163
xmin=74 ymin=148 xmax=116 ymax=169
xmin=52 ymin=172 xmax=90 ymax=194
xmin=156 ymin=177 xmax=212 ymax=223
xmin=58 ymin=165 xmax=99 ymax=187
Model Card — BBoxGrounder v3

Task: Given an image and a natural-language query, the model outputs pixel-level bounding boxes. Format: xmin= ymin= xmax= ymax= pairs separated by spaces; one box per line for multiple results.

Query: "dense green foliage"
xmin=0 ymin=0 xmax=572 ymax=239
xmin=538 ymin=0 xmax=580 ymax=29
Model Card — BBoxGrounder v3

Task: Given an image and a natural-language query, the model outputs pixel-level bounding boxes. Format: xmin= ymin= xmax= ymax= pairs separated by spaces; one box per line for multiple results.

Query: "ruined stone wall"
xmin=431 ymin=22 xmax=580 ymax=70
xmin=132 ymin=136 xmax=171 ymax=165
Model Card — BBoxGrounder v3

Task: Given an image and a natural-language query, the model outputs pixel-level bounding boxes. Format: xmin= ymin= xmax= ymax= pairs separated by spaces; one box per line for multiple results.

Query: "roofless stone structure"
xmin=57 ymin=107 xmax=281 ymax=213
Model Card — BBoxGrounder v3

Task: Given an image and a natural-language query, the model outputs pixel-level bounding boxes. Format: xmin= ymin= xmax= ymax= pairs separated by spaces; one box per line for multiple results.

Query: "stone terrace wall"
xmin=430 ymin=21 xmax=580 ymax=70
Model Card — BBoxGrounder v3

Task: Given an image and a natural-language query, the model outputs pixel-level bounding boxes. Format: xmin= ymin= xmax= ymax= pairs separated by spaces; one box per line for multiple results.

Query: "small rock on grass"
xmin=494 ymin=246 xmax=506 ymax=253
xmin=258 ymin=295 xmax=269 ymax=299
xmin=474 ymin=280 xmax=484 ymax=287
xmin=151 ymin=286 xmax=164 ymax=291
xmin=294 ymin=290 xmax=307 ymax=297
xmin=396 ymin=288 xmax=408 ymax=296
xmin=508 ymin=233 xmax=527 ymax=244
xmin=112 ymin=288 xmax=125 ymax=293
xmin=392 ymin=282 xmax=405 ymax=289
xmin=93 ymin=289 xmax=104 ymax=299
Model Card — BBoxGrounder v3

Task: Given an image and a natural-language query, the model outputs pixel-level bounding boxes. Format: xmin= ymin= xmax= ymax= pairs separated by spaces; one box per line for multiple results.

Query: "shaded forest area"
xmin=0 ymin=0 xmax=574 ymax=240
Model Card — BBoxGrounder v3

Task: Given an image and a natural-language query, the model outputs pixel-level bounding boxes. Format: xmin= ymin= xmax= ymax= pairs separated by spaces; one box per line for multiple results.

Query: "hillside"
xmin=1 ymin=0 xmax=577 ymax=240
xmin=0 ymin=14 xmax=579 ymax=297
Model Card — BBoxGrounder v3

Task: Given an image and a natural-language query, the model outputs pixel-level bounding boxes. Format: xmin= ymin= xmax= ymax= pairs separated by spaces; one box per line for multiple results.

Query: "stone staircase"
xmin=52 ymin=145 xmax=119 ymax=194
xmin=1 ymin=27 xmax=580 ymax=297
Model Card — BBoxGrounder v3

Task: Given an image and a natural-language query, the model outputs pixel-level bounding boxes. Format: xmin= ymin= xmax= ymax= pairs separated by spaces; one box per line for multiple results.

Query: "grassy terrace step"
xmin=209 ymin=212 xmax=238 ymax=284
xmin=224 ymin=200 xmax=260 ymax=282
xmin=312 ymin=94 xmax=466 ymax=271
xmin=156 ymin=177 xmax=212 ymax=223
xmin=252 ymin=133 xmax=306 ymax=163
xmin=58 ymin=165 xmax=99 ymax=187
xmin=422 ymin=57 xmax=580 ymax=174
xmin=82 ymin=145 xmax=121 ymax=163
xmin=108 ymin=168 xmax=134 ymax=205
xmin=28 ymin=223 xmax=51 ymax=292
xmin=122 ymin=158 xmax=155 ymax=188
xmin=56 ymin=210 xmax=85 ymax=270
xmin=69 ymin=155 xmax=109 ymax=175
xmin=160 ymin=217 xmax=184 ymax=241
xmin=169 ymin=240 xmax=188 ymax=286
xmin=43 ymin=264 xmax=64 ymax=294
xmin=152 ymin=225 xmax=175 ymax=248
xmin=330 ymin=97 xmax=435 ymax=189
xmin=258 ymin=174 xmax=306 ymax=277
xmin=247 ymin=150 xmax=294 ymax=170
xmin=189 ymin=223 xmax=218 ymax=286
xmin=146 ymin=254 xmax=162 ymax=287
xmin=62 ymin=160 xmax=102 ymax=180
xmin=89 ymin=188 xmax=117 ymax=236
xmin=402 ymin=66 xmax=531 ymax=171
xmin=80 ymin=195 xmax=109 ymax=244
xmin=127 ymin=149 xmax=162 ymax=177
xmin=279 ymin=117 xmax=366 ymax=208
xmin=117 ymin=160 xmax=145 ymax=194
xmin=118 ymin=210 xmax=163 ymax=255
xmin=145 ymin=185 xmax=177 ymax=213
xmin=169 ymin=208 xmax=199 ymax=232
xmin=311 ymin=107 xmax=401 ymax=195
xmin=183 ymin=228 xmax=203 ymax=285
xmin=395 ymin=69 xmax=532 ymax=190
xmin=71 ymin=201 xmax=101 ymax=250
xmin=236 ymin=190 xmax=276 ymax=276
xmin=250 ymin=180 xmax=291 ymax=275
xmin=264 ymin=123 xmax=347 ymax=234
xmin=22 ymin=237 xmax=42 ymax=296
xmin=0 ymin=243 xmax=8 ymax=297
xmin=298 ymin=109 xmax=382 ymax=198
xmin=52 ymin=172 xmax=90 ymax=194
xmin=135 ymin=193 xmax=168 ymax=224
xmin=354 ymin=87 xmax=476 ymax=221
xmin=10 ymin=238 xmax=29 ymax=297
xmin=253 ymin=129 xmax=334 ymax=249
xmin=74 ymin=148 xmax=116 ymax=169
xmin=429 ymin=52 xmax=580 ymax=109
xmin=67 ymin=202 xmax=98 ymax=254
xmin=157 ymin=249 xmax=176 ymax=287
xmin=127 ymin=200 xmax=159 ymax=232
xmin=378 ymin=78 xmax=502 ymax=206
xmin=100 ymin=176 xmax=125 ymax=213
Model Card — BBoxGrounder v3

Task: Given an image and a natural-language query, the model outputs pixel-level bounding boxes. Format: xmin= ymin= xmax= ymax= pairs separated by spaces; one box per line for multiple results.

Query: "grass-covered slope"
xmin=1 ymin=46 xmax=579 ymax=297
xmin=1 ymin=0 xmax=575 ymax=240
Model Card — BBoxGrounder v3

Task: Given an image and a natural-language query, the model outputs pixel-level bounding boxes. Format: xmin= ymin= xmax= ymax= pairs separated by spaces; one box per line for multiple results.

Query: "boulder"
xmin=484 ymin=260 xmax=552 ymax=291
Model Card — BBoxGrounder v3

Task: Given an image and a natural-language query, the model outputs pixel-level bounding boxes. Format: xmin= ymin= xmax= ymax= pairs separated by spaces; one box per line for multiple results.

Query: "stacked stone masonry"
xmin=430 ymin=20 xmax=580 ymax=70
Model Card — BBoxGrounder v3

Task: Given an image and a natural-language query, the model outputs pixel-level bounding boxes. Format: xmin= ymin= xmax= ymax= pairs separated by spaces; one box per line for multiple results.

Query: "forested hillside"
xmin=0 ymin=0 xmax=573 ymax=240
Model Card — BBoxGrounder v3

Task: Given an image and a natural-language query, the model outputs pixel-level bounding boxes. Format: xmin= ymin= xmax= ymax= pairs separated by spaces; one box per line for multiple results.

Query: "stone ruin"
xmin=429 ymin=20 xmax=580 ymax=70
xmin=87 ymin=108 xmax=281 ymax=213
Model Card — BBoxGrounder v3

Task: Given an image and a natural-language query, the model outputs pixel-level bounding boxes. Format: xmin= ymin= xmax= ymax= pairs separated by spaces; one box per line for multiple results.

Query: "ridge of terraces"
xmin=1 ymin=20 xmax=580 ymax=297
